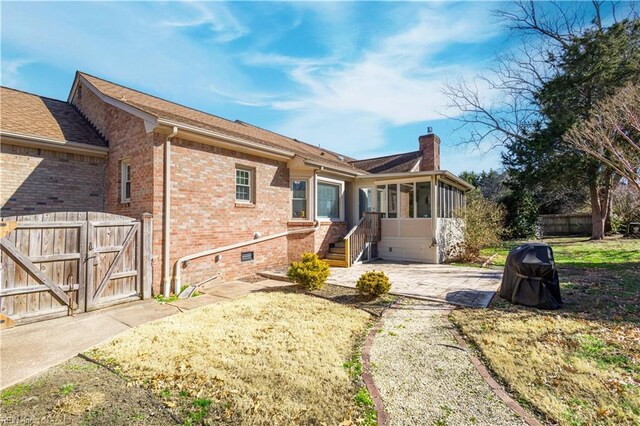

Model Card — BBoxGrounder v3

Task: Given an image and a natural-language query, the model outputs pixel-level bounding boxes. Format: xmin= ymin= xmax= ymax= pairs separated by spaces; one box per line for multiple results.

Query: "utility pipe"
xmin=163 ymin=126 xmax=178 ymax=297
xmin=173 ymin=223 xmax=319 ymax=291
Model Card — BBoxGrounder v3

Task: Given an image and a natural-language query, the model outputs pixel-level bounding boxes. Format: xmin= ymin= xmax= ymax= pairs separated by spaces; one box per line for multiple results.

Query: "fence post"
xmin=141 ymin=213 xmax=154 ymax=299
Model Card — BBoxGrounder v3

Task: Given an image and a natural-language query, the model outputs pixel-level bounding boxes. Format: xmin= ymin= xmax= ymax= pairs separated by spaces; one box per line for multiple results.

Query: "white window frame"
xmin=316 ymin=177 xmax=345 ymax=222
xmin=235 ymin=167 xmax=253 ymax=204
xmin=290 ymin=178 xmax=309 ymax=220
xmin=120 ymin=158 xmax=131 ymax=203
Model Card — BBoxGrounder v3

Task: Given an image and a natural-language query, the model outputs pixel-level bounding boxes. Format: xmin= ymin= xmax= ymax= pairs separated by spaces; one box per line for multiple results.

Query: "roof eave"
xmin=303 ymin=159 xmax=369 ymax=177
xmin=157 ymin=119 xmax=296 ymax=161
xmin=0 ymin=130 xmax=109 ymax=157
xmin=69 ymin=73 xmax=159 ymax=133
xmin=355 ymin=170 xmax=474 ymax=190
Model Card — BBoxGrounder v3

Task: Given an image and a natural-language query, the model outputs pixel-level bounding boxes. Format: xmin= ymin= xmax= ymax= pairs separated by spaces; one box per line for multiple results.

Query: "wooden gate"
xmin=0 ymin=212 xmax=153 ymax=324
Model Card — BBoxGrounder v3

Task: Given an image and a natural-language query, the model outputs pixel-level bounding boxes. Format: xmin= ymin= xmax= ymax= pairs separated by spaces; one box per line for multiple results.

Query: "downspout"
xmin=173 ymin=224 xmax=319 ymax=291
xmin=163 ymin=126 xmax=178 ymax=297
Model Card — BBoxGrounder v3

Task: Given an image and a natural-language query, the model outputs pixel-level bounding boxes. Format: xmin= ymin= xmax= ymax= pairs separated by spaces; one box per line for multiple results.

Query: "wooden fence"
xmin=540 ymin=213 xmax=591 ymax=236
xmin=0 ymin=212 xmax=153 ymax=325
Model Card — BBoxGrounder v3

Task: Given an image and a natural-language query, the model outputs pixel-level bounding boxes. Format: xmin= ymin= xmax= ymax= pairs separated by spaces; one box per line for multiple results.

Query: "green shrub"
xmin=356 ymin=271 xmax=391 ymax=297
xmin=287 ymin=253 xmax=330 ymax=291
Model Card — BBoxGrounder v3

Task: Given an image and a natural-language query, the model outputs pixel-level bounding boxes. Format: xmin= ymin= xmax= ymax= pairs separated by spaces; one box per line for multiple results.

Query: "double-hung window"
xmin=291 ymin=179 xmax=308 ymax=219
xmin=120 ymin=159 xmax=131 ymax=203
xmin=317 ymin=181 xmax=341 ymax=220
xmin=235 ymin=168 xmax=252 ymax=203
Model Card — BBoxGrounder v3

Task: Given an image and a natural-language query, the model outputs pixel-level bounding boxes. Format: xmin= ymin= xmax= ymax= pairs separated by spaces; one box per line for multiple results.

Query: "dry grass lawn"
xmin=89 ymin=292 xmax=372 ymax=425
xmin=452 ymin=237 xmax=640 ymax=426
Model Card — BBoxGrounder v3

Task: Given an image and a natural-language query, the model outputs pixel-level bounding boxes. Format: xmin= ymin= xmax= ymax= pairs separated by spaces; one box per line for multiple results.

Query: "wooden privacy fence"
xmin=0 ymin=212 xmax=153 ymax=325
xmin=540 ymin=213 xmax=592 ymax=236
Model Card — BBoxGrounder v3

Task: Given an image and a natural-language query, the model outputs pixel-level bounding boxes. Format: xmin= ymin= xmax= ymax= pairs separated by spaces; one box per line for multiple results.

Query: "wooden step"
xmin=329 ymin=247 xmax=345 ymax=254
xmin=323 ymin=258 xmax=348 ymax=267
xmin=325 ymin=252 xmax=345 ymax=261
xmin=333 ymin=241 xmax=346 ymax=248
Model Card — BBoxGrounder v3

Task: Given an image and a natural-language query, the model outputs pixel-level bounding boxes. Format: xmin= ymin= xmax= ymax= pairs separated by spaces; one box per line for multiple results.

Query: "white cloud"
xmin=256 ymin=3 xmax=503 ymax=156
xmin=159 ymin=1 xmax=248 ymax=43
xmin=0 ymin=58 xmax=33 ymax=87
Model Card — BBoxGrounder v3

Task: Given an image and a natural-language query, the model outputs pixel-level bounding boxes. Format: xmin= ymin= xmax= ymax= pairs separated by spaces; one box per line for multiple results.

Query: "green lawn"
xmin=480 ymin=236 xmax=640 ymax=269
xmin=451 ymin=236 xmax=640 ymax=425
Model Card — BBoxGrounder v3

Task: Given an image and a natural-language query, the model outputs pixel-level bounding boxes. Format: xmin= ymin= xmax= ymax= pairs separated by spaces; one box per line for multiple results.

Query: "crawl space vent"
xmin=241 ymin=251 xmax=254 ymax=262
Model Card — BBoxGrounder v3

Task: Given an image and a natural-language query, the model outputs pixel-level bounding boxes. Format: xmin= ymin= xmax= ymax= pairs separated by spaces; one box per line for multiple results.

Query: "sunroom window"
xmin=416 ymin=182 xmax=431 ymax=218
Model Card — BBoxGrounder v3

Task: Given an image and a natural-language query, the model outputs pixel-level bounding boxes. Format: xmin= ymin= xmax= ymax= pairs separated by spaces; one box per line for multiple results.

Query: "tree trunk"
xmin=589 ymin=168 xmax=613 ymax=240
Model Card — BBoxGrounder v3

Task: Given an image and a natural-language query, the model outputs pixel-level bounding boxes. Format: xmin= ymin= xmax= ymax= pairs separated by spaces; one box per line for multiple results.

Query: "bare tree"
xmin=564 ymin=83 xmax=640 ymax=190
xmin=443 ymin=1 xmax=638 ymax=240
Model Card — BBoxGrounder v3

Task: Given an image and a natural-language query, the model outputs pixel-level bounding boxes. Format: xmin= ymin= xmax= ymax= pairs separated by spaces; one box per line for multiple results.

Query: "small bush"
xmin=287 ymin=253 xmax=330 ymax=291
xmin=356 ymin=271 xmax=391 ymax=297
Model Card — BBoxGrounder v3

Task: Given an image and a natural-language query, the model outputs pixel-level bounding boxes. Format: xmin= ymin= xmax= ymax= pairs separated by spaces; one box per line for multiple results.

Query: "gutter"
xmin=0 ymin=130 xmax=109 ymax=157
xmin=355 ymin=169 xmax=474 ymax=191
xmin=163 ymin=126 xmax=178 ymax=297
xmin=303 ymin=159 xmax=367 ymax=178
xmin=173 ymin=223 xmax=319 ymax=291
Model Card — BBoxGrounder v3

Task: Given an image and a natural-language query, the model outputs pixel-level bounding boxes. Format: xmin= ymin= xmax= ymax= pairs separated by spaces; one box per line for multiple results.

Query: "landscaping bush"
xmin=356 ymin=271 xmax=391 ymax=297
xmin=454 ymin=191 xmax=506 ymax=262
xmin=287 ymin=253 xmax=330 ymax=291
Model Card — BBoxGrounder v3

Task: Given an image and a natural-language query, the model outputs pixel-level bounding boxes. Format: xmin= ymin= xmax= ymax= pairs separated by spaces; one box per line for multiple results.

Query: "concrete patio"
xmin=263 ymin=261 xmax=503 ymax=308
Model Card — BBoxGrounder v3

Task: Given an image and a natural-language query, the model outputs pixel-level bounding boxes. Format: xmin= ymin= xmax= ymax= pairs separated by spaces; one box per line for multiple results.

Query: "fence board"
xmin=540 ymin=214 xmax=591 ymax=236
xmin=1 ymin=212 xmax=146 ymax=322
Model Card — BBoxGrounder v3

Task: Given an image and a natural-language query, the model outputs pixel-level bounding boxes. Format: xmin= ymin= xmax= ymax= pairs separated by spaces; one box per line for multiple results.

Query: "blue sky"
xmin=0 ymin=1 xmax=616 ymax=173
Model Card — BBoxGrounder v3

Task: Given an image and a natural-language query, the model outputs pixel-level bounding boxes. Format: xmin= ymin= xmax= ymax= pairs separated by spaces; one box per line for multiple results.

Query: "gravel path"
xmin=370 ymin=298 xmax=526 ymax=426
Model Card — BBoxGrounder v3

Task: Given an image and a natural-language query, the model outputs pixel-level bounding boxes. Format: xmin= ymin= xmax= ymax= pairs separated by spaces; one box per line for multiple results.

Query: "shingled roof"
xmin=76 ymin=72 xmax=357 ymax=170
xmin=0 ymin=86 xmax=106 ymax=147
xmin=349 ymin=151 xmax=422 ymax=174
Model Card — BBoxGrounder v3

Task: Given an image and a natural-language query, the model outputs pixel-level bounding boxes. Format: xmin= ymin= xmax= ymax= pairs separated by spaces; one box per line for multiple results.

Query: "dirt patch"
xmin=236 ymin=274 xmax=268 ymax=284
xmin=89 ymin=292 xmax=373 ymax=425
xmin=260 ymin=283 xmax=397 ymax=317
xmin=0 ymin=357 xmax=176 ymax=425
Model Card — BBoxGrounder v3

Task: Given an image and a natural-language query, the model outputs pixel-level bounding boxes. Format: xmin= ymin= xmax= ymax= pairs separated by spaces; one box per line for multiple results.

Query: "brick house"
xmin=0 ymin=72 xmax=471 ymax=296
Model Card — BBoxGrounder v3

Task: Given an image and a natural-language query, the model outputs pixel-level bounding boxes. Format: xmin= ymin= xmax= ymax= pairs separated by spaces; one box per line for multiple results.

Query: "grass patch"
xmin=89 ymin=292 xmax=372 ymax=424
xmin=1 ymin=383 xmax=31 ymax=406
xmin=154 ymin=286 xmax=202 ymax=303
xmin=478 ymin=236 xmax=640 ymax=270
xmin=60 ymin=383 xmax=75 ymax=396
xmin=451 ymin=236 xmax=640 ymax=425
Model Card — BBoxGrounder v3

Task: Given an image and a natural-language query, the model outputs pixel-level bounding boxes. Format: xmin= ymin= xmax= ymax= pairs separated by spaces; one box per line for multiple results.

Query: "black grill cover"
xmin=498 ymin=243 xmax=562 ymax=310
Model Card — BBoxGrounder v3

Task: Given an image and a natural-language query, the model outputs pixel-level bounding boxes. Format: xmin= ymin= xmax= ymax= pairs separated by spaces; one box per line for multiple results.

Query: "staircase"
xmin=323 ymin=241 xmax=348 ymax=267
xmin=321 ymin=212 xmax=381 ymax=268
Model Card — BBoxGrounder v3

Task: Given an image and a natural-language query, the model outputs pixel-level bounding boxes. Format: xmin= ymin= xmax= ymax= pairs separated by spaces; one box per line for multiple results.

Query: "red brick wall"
xmin=419 ymin=133 xmax=440 ymax=171
xmin=74 ymin=84 xmax=350 ymax=294
xmin=315 ymin=222 xmax=348 ymax=256
xmin=0 ymin=144 xmax=105 ymax=216
xmin=71 ymin=83 xmax=155 ymax=220
xmin=287 ymin=221 xmax=317 ymax=262
xmin=153 ymin=137 xmax=293 ymax=289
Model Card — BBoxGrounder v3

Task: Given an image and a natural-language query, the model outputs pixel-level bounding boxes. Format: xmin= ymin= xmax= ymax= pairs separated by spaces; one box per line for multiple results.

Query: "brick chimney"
xmin=418 ymin=127 xmax=440 ymax=171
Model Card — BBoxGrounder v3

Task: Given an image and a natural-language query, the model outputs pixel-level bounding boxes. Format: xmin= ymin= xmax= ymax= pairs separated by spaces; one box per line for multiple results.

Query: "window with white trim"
xmin=120 ymin=159 xmax=131 ymax=203
xmin=291 ymin=179 xmax=308 ymax=219
xmin=235 ymin=168 xmax=252 ymax=203
xmin=317 ymin=181 xmax=341 ymax=219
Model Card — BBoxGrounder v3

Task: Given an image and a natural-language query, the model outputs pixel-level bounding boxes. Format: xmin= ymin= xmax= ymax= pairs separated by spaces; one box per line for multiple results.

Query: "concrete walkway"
xmin=0 ymin=279 xmax=289 ymax=389
xmin=263 ymin=261 xmax=502 ymax=308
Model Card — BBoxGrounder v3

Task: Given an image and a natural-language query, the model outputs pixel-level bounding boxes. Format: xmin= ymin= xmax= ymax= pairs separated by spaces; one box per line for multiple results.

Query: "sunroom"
xmin=348 ymin=171 xmax=472 ymax=264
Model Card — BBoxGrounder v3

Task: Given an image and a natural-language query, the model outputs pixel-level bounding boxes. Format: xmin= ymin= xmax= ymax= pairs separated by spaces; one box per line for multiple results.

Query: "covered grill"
xmin=498 ymin=243 xmax=563 ymax=310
